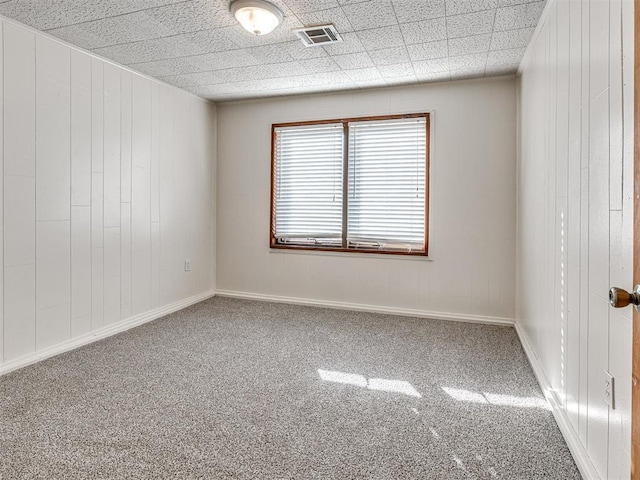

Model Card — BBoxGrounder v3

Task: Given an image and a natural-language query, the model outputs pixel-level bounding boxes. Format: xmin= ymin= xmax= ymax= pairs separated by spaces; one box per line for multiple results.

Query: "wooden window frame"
xmin=270 ymin=112 xmax=430 ymax=257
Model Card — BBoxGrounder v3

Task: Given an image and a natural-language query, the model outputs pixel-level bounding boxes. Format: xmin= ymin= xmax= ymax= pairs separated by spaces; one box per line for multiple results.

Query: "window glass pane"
xmin=347 ymin=118 xmax=426 ymax=252
xmin=274 ymin=123 xmax=344 ymax=246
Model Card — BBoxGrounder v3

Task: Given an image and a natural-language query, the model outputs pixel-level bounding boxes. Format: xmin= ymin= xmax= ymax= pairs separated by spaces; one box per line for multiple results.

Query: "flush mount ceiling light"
xmin=230 ymin=0 xmax=283 ymax=36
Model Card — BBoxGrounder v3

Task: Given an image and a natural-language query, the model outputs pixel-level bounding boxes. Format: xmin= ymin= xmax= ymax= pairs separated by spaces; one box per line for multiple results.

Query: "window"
xmin=271 ymin=113 xmax=429 ymax=256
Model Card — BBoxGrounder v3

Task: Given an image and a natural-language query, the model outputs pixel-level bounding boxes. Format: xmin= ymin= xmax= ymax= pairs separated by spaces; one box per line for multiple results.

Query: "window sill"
xmin=269 ymin=247 xmax=433 ymax=261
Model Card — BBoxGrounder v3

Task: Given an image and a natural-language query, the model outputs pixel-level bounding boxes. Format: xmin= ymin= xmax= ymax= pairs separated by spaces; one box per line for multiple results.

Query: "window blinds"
xmin=273 ymin=123 xmax=344 ymax=246
xmin=347 ymin=117 xmax=426 ymax=252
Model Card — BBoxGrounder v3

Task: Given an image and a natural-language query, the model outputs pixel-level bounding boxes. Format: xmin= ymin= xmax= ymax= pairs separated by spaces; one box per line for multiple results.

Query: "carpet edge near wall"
xmin=0 ymin=290 xmax=216 ymax=377
xmin=214 ymin=289 xmax=515 ymax=327
xmin=514 ymin=322 xmax=599 ymax=480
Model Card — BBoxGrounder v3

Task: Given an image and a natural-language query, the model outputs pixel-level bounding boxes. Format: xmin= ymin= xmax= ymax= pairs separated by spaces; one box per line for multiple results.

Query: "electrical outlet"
xmin=604 ymin=370 xmax=615 ymax=409
xmin=184 ymin=260 xmax=191 ymax=272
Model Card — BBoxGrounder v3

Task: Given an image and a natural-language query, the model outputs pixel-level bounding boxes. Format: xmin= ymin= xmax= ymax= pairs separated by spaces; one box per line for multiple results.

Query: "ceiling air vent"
xmin=294 ymin=24 xmax=342 ymax=47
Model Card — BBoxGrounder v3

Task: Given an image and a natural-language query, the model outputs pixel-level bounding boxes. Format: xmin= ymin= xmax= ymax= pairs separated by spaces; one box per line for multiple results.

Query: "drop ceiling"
xmin=0 ymin=0 xmax=547 ymax=102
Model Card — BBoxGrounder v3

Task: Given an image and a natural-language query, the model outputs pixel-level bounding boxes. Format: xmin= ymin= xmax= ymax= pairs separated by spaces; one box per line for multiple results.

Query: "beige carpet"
xmin=0 ymin=297 xmax=580 ymax=479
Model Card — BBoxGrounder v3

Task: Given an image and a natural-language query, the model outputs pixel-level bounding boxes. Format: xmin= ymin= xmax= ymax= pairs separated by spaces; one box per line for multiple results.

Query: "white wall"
xmin=0 ymin=18 xmax=216 ymax=371
xmin=216 ymin=77 xmax=516 ymax=323
xmin=517 ymin=0 xmax=633 ymax=477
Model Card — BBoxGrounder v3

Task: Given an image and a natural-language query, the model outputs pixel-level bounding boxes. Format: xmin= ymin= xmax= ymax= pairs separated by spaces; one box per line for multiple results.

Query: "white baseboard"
xmin=215 ymin=289 xmax=514 ymax=326
xmin=514 ymin=322 xmax=600 ymax=480
xmin=0 ymin=290 xmax=215 ymax=377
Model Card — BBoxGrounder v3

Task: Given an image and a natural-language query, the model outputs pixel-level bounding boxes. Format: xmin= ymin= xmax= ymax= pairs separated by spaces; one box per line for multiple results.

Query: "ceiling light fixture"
xmin=230 ymin=0 xmax=283 ymax=36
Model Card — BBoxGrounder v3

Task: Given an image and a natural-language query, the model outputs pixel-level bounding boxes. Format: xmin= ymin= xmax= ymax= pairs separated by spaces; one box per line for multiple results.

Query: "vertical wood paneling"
xmin=518 ymin=0 xmax=633 ymax=476
xmin=35 ymin=35 xmax=71 ymax=352
xmin=35 ymin=221 xmax=70 ymax=348
xmin=159 ymin=86 xmax=174 ymax=304
xmin=4 ymin=265 xmax=35 ymax=359
xmin=0 ymin=20 xmax=4 ymax=364
xmin=121 ymin=72 xmax=132 ymax=203
xmin=120 ymin=71 xmax=132 ymax=321
xmin=131 ymin=76 xmax=151 ymax=316
xmin=3 ymin=23 xmax=35 ymax=362
xmin=151 ymin=83 xmax=160 ymax=223
xmin=173 ymin=95 xmax=189 ymax=300
xmin=578 ymin=0 xmax=591 ymax=446
xmin=4 ymin=23 xmax=34 ymax=178
xmin=35 ymin=36 xmax=70 ymax=223
xmin=91 ymin=171 xmax=103 ymax=330
xmin=566 ymin=0 xmax=582 ymax=435
xmin=71 ymin=51 xmax=91 ymax=207
xmin=70 ymin=47 xmax=92 ymax=340
xmin=36 ymin=221 xmax=70 ymax=311
xmin=103 ymin=63 xmax=121 ymax=229
xmin=0 ymin=21 xmax=214 ymax=371
xmin=91 ymin=60 xmax=103 ymax=174
xmin=120 ymin=203 xmax=132 ymax=320
xmin=103 ymin=64 xmax=121 ymax=325
xmin=150 ymin=84 xmax=160 ymax=308
xmin=71 ymin=205 xmax=91 ymax=336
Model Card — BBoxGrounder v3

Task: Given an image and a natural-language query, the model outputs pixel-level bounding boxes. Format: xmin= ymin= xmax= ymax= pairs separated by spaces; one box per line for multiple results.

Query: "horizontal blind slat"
xmin=347 ymin=117 xmax=426 ymax=250
xmin=274 ymin=123 xmax=344 ymax=241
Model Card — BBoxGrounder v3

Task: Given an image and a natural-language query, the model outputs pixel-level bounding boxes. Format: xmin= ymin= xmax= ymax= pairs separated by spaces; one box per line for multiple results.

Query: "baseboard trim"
xmin=514 ymin=322 xmax=600 ymax=480
xmin=0 ymin=290 xmax=215 ymax=377
xmin=215 ymin=289 xmax=514 ymax=326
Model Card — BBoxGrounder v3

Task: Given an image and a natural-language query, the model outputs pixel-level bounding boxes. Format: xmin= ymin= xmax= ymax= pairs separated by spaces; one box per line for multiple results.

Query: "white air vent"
xmin=294 ymin=24 xmax=342 ymax=47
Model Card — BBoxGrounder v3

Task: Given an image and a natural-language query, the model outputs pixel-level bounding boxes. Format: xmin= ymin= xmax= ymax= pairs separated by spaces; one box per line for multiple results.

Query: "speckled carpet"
xmin=0 ymin=297 xmax=579 ymax=479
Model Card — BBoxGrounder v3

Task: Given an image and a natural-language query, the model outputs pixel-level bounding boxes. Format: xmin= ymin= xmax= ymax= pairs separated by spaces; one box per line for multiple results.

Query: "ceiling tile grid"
xmin=0 ymin=0 xmax=547 ymax=101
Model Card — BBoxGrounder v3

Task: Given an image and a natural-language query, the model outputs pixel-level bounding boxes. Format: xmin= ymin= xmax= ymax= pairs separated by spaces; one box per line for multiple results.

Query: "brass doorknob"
xmin=609 ymin=285 xmax=640 ymax=311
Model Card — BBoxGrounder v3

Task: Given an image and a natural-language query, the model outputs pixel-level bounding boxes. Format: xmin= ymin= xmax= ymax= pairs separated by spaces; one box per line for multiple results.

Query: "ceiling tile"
xmin=446 ymin=9 xmax=496 ymax=39
xmin=296 ymin=7 xmax=355 ymax=33
xmin=494 ymin=2 xmax=546 ymax=31
xmin=285 ymin=0 xmax=340 ymax=14
xmin=344 ymin=67 xmax=383 ymax=82
xmin=368 ymin=46 xmax=410 ymax=66
xmin=168 ymin=70 xmax=224 ymax=87
xmin=322 ymin=32 xmax=366 ymax=54
xmin=400 ymin=17 xmax=447 ymax=45
xmin=189 ymin=49 xmax=262 ymax=72
xmin=0 ymin=0 xmax=183 ymax=31
xmin=48 ymin=11 xmax=175 ymax=50
xmin=413 ymin=57 xmax=449 ymax=75
xmin=391 ymin=0 xmax=445 ymax=23
xmin=131 ymin=57 xmax=202 ymax=77
xmin=490 ymin=27 xmax=535 ymax=50
xmin=450 ymin=67 xmax=485 ymax=80
xmin=0 ymin=0 xmax=546 ymax=101
xmin=92 ymin=39 xmax=177 ymax=65
xmin=280 ymin=41 xmax=330 ymax=60
xmin=447 ymin=34 xmax=491 ymax=56
xmin=448 ymin=52 xmax=487 ymax=71
xmin=145 ymin=0 xmax=236 ymax=36
xmin=247 ymin=43 xmax=299 ymax=64
xmin=92 ymin=28 xmax=242 ymax=66
xmin=486 ymin=47 xmax=526 ymax=67
xmin=406 ymin=40 xmax=448 ymax=61
xmin=357 ymin=25 xmax=406 ymax=50
xmin=333 ymin=52 xmax=375 ymax=69
xmin=341 ymin=0 xmax=398 ymax=30
xmin=498 ymin=0 xmax=543 ymax=6
xmin=415 ymin=69 xmax=450 ymax=82
xmin=385 ymin=76 xmax=417 ymax=87
xmin=298 ymin=57 xmax=342 ymax=74
xmin=130 ymin=48 xmax=260 ymax=77
xmin=224 ymin=16 xmax=303 ymax=48
xmin=337 ymin=0 xmax=374 ymax=5
xmin=445 ymin=0 xmax=497 ymax=16
xmin=157 ymin=74 xmax=203 ymax=88
xmin=377 ymin=63 xmax=416 ymax=79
